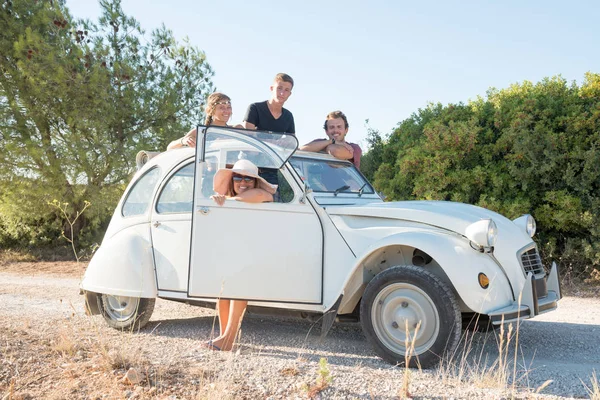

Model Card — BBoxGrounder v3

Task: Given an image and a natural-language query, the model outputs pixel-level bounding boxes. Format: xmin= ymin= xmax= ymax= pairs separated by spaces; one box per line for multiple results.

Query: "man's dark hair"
xmin=323 ymin=110 xmax=349 ymax=130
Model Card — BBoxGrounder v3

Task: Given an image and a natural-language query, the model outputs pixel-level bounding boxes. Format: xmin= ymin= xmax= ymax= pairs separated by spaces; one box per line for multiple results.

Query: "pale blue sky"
xmin=67 ymin=0 xmax=599 ymax=149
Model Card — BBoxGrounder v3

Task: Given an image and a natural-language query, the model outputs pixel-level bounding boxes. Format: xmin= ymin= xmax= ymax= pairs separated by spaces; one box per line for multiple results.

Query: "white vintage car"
xmin=81 ymin=126 xmax=561 ymax=368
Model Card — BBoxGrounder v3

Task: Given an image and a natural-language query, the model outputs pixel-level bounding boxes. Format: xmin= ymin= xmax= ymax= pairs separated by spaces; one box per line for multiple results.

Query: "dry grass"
xmin=437 ymin=293 xmax=542 ymax=398
xmin=281 ymin=366 xmax=300 ymax=377
xmin=0 ymin=309 xmax=201 ymax=399
xmin=0 ymin=249 xmax=38 ymax=264
xmin=582 ymin=370 xmax=600 ymax=400
xmin=102 ymin=346 xmax=144 ymax=371
xmin=471 ymin=322 xmax=514 ymax=388
xmin=399 ymin=320 xmax=421 ymax=398
xmin=2 ymin=260 xmax=595 ymax=399
xmin=435 ymin=304 xmax=571 ymax=399
xmin=50 ymin=331 xmax=79 ymax=357
xmin=0 ymin=247 xmax=81 ymax=264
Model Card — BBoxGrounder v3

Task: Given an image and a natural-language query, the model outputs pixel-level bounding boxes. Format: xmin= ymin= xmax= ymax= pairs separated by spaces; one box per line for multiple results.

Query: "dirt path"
xmin=1 ymin=265 xmax=599 ymax=399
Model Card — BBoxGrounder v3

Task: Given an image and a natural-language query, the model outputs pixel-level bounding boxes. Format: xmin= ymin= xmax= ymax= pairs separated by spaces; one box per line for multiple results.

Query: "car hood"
xmin=325 ymin=200 xmax=525 ymax=239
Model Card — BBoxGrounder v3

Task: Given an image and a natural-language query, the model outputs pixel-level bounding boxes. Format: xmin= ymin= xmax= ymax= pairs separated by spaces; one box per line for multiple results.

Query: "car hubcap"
xmin=102 ymin=294 xmax=140 ymax=322
xmin=371 ymin=282 xmax=439 ymax=356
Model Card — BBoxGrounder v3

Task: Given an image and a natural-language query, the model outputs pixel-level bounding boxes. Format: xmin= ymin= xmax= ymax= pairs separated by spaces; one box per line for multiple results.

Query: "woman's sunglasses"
xmin=232 ymin=175 xmax=256 ymax=183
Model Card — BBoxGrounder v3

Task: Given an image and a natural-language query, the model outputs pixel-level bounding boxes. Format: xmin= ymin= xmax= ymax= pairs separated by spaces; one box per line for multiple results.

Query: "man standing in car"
xmin=243 ymin=73 xmax=295 ymax=193
xmin=300 ymin=110 xmax=362 ymax=169
xmin=243 ymin=73 xmax=295 ymax=135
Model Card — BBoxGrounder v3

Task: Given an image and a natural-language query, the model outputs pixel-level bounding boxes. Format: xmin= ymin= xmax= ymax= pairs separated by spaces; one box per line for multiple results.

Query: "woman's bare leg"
xmin=208 ymin=300 xmax=248 ymax=351
xmin=217 ymin=299 xmax=230 ymax=336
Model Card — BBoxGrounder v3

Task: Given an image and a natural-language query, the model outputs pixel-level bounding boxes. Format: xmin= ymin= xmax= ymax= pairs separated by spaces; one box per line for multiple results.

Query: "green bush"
xmin=0 ymin=178 xmax=123 ymax=254
xmin=366 ymin=73 xmax=600 ymax=280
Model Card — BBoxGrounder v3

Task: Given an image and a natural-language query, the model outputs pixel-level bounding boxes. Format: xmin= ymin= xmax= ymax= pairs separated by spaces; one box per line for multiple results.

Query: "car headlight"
xmin=487 ymin=219 xmax=498 ymax=246
xmin=526 ymin=215 xmax=536 ymax=237
xmin=512 ymin=214 xmax=536 ymax=238
xmin=465 ymin=219 xmax=497 ymax=249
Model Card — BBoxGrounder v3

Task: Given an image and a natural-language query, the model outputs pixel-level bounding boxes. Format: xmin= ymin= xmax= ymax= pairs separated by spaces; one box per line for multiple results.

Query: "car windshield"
xmin=290 ymin=157 xmax=375 ymax=194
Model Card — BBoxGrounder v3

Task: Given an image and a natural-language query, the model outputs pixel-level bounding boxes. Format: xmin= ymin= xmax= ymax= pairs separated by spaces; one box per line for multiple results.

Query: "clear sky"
xmin=66 ymin=0 xmax=600 ymax=149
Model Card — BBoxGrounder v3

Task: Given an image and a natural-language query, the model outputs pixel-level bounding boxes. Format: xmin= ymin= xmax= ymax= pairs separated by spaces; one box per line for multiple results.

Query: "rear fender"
xmin=339 ymin=230 xmax=515 ymax=315
xmin=80 ymin=224 xmax=157 ymax=298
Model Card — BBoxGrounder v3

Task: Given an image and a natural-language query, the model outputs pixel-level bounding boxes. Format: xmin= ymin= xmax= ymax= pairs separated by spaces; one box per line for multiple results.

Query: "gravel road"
xmin=1 ymin=271 xmax=599 ymax=399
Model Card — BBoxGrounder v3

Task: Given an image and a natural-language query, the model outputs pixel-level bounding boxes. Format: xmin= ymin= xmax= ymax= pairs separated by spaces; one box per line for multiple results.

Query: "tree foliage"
xmin=0 ymin=0 xmax=214 ymax=248
xmin=365 ymin=74 xmax=600 ymax=278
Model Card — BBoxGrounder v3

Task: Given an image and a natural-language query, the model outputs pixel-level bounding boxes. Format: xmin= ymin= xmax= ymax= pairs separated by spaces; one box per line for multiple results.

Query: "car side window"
xmin=122 ymin=167 xmax=161 ymax=217
xmin=201 ymin=131 xmax=299 ymax=204
xmin=156 ymin=163 xmax=195 ymax=214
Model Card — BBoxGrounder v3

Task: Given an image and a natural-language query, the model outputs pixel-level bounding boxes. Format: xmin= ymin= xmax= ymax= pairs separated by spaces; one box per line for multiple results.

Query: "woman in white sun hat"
xmin=204 ymin=159 xmax=277 ymax=351
xmin=210 ymin=159 xmax=277 ymax=206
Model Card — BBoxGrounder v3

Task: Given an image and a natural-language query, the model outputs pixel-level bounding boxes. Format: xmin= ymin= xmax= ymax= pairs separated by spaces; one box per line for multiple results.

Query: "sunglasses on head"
xmin=232 ymin=175 xmax=255 ymax=183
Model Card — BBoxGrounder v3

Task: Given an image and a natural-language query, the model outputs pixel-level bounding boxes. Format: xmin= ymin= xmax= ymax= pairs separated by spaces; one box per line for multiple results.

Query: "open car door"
xmin=188 ymin=127 xmax=323 ymax=304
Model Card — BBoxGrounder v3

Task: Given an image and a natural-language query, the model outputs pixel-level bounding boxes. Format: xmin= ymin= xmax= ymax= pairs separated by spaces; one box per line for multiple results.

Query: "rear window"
xmin=122 ymin=167 xmax=161 ymax=217
xmin=156 ymin=163 xmax=194 ymax=213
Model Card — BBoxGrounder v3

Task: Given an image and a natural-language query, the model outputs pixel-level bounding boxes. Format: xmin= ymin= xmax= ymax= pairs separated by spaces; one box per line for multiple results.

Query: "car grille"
xmin=520 ymin=248 xmax=545 ymax=276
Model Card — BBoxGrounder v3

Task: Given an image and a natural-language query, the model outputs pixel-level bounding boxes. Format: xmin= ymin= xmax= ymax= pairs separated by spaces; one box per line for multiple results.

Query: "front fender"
xmin=340 ymin=230 xmax=515 ymax=315
xmin=80 ymin=223 xmax=157 ymax=298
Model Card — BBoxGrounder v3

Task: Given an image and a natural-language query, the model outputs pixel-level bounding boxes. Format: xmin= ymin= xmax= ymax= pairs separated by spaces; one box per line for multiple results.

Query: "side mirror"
xmin=378 ymin=191 xmax=387 ymax=201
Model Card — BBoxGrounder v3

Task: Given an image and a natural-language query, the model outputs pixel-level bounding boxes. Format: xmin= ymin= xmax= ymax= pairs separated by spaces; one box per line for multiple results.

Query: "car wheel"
xmin=360 ymin=265 xmax=461 ymax=368
xmin=97 ymin=294 xmax=155 ymax=330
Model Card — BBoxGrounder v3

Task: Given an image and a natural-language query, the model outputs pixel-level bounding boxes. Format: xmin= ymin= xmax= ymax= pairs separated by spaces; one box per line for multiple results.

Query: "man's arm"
xmin=242 ymin=103 xmax=259 ymax=130
xmin=299 ymin=139 xmax=333 ymax=152
xmin=243 ymin=121 xmax=257 ymax=130
xmin=326 ymin=142 xmax=354 ymax=160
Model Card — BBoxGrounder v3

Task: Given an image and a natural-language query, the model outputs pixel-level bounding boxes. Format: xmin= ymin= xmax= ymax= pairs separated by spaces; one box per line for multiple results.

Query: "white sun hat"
xmin=212 ymin=159 xmax=278 ymax=195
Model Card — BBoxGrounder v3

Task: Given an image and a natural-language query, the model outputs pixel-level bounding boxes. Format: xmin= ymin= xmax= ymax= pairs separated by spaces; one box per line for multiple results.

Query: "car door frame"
xmin=187 ymin=126 xmax=325 ymax=304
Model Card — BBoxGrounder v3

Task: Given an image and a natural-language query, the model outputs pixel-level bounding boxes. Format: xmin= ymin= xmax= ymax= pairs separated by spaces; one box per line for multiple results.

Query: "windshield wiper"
xmin=357 ymin=183 xmax=368 ymax=197
xmin=333 ymin=185 xmax=350 ymax=196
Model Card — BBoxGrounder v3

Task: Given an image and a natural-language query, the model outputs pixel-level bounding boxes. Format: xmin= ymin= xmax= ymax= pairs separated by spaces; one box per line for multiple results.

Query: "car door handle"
xmin=153 ymin=221 xmax=161 ymax=228
xmin=197 ymin=206 xmax=210 ymax=215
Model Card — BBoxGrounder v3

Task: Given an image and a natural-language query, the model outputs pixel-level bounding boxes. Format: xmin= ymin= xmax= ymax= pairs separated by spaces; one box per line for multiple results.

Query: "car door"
xmin=188 ymin=127 xmax=323 ymax=304
xmin=150 ymin=161 xmax=194 ymax=292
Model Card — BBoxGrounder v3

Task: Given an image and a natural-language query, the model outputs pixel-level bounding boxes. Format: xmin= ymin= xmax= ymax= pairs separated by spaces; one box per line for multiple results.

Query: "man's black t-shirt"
xmin=243 ymin=101 xmax=295 ymax=191
xmin=243 ymin=101 xmax=295 ymax=134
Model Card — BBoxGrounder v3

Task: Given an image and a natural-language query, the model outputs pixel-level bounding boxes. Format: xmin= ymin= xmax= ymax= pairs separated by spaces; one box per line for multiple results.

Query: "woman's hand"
xmin=210 ymin=194 xmax=227 ymax=206
xmin=167 ymin=128 xmax=198 ymax=151
xmin=182 ymin=129 xmax=197 ymax=147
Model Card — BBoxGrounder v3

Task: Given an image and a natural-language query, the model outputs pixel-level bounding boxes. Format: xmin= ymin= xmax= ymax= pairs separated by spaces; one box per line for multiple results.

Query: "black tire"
xmin=360 ymin=265 xmax=461 ymax=368
xmin=97 ymin=294 xmax=155 ymax=330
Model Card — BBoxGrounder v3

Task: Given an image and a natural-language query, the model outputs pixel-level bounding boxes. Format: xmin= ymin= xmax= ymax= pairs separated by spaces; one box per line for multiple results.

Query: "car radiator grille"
xmin=520 ymin=248 xmax=545 ymax=276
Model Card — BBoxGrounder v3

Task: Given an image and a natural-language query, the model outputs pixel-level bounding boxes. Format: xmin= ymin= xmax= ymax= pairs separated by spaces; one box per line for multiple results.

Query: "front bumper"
xmin=488 ymin=261 xmax=561 ymax=324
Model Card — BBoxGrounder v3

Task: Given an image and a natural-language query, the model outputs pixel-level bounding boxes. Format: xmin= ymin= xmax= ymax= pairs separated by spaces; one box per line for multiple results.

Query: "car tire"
xmin=97 ymin=294 xmax=155 ymax=330
xmin=360 ymin=265 xmax=461 ymax=368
